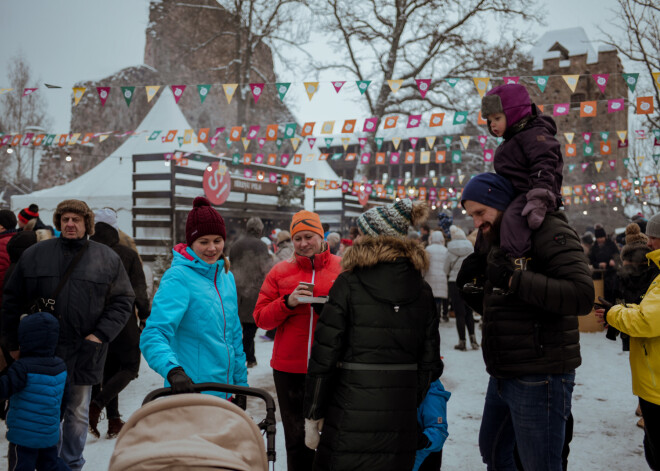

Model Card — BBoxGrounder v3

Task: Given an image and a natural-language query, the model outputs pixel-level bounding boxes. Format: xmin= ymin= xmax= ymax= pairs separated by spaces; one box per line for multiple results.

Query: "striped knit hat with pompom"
xmin=357 ymin=199 xmax=428 ymax=237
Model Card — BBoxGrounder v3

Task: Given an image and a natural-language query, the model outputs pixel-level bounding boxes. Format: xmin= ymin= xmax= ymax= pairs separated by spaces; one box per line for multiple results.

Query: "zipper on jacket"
xmin=308 ymin=258 xmax=316 ymax=363
xmin=644 ymin=343 xmax=657 ymax=388
xmin=214 ymin=266 xmax=231 ymax=386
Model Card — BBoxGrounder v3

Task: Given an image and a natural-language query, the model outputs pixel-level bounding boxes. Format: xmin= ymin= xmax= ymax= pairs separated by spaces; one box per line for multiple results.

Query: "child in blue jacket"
xmin=414 ymin=379 xmax=451 ymax=471
xmin=0 ymin=312 xmax=69 ymax=471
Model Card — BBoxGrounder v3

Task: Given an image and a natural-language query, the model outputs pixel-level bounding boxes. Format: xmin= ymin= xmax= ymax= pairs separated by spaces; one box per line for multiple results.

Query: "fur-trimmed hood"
xmin=342 ymin=236 xmax=429 ymax=273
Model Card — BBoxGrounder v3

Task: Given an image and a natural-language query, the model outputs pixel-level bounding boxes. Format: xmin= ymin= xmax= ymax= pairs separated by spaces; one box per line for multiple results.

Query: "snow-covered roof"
xmin=529 ymin=27 xmax=598 ymax=70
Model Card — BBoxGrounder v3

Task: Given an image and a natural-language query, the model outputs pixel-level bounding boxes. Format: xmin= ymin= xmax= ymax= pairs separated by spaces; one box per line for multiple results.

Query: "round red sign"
xmin=203 ymin=161 xmax=232 ymax=205
xmin=358 ymin=190 xmax=369 ymax=206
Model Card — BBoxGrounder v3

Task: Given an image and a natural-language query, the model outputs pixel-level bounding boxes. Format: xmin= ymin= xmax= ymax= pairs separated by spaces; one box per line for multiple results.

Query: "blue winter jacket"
xmin=140 ymin=244 xmax=248 ymax=396
xmin=413 ymin=379 xmax=451 ymax=471
xmin=1 ymin=312 xmax=67 ymax=448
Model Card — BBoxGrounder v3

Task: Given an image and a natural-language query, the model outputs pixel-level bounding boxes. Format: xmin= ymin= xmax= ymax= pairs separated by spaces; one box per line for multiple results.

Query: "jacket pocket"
xmin=74 ymin=339 xmax=108 ymax=383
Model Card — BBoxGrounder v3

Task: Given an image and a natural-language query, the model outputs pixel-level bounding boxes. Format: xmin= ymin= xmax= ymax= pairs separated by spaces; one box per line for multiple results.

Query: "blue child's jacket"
xmin=413 ymin=379 xmax=451 ymax=471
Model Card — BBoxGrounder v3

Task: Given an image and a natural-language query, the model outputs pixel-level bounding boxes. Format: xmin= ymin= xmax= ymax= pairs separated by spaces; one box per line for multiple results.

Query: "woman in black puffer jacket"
xmin=303 ymin=199 xmax=443 ymax=471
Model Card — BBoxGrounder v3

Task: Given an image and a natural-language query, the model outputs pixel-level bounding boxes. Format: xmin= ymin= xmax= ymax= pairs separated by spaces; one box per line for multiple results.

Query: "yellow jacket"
xmin=607 ymin=248 xmax=660 ymax=405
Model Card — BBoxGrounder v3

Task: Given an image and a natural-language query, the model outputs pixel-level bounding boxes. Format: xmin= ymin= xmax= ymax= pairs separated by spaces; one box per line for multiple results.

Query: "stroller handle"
xmin=143 ymin=383 xmax=277 ymax=463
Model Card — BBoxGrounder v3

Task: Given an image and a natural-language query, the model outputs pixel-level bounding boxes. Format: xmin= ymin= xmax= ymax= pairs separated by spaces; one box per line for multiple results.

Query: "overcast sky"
xmin=0 ymin=0 xmax=623 ymax=132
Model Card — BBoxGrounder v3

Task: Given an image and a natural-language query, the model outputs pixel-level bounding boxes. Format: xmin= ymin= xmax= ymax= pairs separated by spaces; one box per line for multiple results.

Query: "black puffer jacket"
xmin=304 ymin=236 xmax=443 ymax=471
xmin=1 ymin=237 xmax=134 ymax=385
xmin=457 ymin=211 xmax=594 ymax=378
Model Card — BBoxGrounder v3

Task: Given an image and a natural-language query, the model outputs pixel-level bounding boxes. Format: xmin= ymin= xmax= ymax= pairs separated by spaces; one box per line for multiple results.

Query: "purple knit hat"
xmin=186 ymin=197 xmax=226 ymax=245
xmin=481 ymin=84 xmax=532 ymax=136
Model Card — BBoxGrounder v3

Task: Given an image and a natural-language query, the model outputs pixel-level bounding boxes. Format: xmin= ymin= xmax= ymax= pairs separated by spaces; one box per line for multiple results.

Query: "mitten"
xmin=456 ymin=252 xmax=488 ymax=290
xmin=167 ymin=367 xmax=195 ymax=394
xmin=304 ymin=418 xmax=324 ymax=449
xmin=522 ymin=188 xmax=557 ymax=230
xmin=486 ymin=249 xmax=515 ymax=290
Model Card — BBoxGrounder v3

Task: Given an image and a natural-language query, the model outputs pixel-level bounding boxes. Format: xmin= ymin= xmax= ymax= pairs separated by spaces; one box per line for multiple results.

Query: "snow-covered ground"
xmin=0 ymin=321 xmax=647 ymax=470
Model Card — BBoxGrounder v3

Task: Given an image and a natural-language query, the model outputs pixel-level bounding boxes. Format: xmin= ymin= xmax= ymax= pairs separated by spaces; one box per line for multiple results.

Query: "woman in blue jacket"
xmin=140 ymin=197 xmax=248 ymax=397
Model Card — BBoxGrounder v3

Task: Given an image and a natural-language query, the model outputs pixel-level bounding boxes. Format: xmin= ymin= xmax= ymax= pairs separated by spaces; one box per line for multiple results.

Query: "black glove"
xmin=231 ymin=394 xmax=247 ymax=410
xmin=486 ymin=249 xmax=515 ymax=290
xmin=416 ymin=425 xmax=431 ymax=450
xmin=456 ymin=252 xmax=488 ymax=291
xmin=167 ymin=367 xmax=195 ymax=394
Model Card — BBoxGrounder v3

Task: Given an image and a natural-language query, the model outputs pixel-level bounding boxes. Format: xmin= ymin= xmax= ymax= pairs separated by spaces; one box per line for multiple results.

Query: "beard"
xmin=480 ymin=212 xmax=503 ymax=247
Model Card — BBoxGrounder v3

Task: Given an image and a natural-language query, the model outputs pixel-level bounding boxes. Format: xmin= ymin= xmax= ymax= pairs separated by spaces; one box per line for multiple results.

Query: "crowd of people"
xmin=0 ymin=79 xmax=657 ymax=471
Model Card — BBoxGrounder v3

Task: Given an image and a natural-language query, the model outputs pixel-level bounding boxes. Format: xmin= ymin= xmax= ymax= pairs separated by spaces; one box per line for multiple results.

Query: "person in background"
xmin=1 ymin=313 xmax=70 ymax=471
xmin=275 ymin=230 xmax=294 ymax=262
xmin=254 ymin=210 xmax=341 ymax=471
xmin=322 ymin=223 xmax=330 ymax=240
xmin=595 ymin=213 xmax=660 ymax=471
xmin=337 ymin=238 xmax=352 ymax=257
xmin=580 ymin=232 xmax=594 ymax=256
xmin=420 ymin=223 xmax=431 ymax=247
xmin=229 ymin=217 xmax=273 ymax=368
xmin=88 ymin=212 xmax=150 ymax=439
xmin=140 ymin=197 xmax=248 ymax=403
xmin=17 ymin=204 xmax=51 ymax=233
xmin=457 ymin=173 xmax=593 ymax=471
xmin=348 ymin=225 xmax=359 ymax=241
xmin=303 ymin=199 xmax=442 ymax=471
xmin=326 ymin=232 xmax=341 ymax=255
xmin=424 ymin=230 xmax=449 ymax=323
xmin=445 ymin=225 xmax=479 ymax=351
xmin=2 ymin=199 xmax=134 ymax=470
xmin=0 ymin=209 xmax=18 ymax=307
xmin=437 ymin=212 xmax=453 ymax=241
xmin=414 ymin=379 xmax=451 ymax=471
xmin=589 ymin=224 xmax=620 ymax=302
xmin=95 ymin=207 xmax=139 ymax=256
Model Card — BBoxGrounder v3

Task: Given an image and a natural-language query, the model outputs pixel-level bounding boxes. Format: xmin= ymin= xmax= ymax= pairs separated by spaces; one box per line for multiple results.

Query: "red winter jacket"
xmin=0 ymin=231 xmax=15 ymax=305
xmin=254 ymin=246 xmax=341 ymax=373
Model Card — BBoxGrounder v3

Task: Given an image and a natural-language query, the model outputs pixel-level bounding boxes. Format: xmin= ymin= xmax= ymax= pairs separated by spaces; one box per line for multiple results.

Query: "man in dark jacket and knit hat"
xmin=1 ymin=199 xmax=134 ymax=470
xmin=229 ymin=217 xmax=272 ymax=367
xmin=457 ymin=173 xmax=594 ymax=471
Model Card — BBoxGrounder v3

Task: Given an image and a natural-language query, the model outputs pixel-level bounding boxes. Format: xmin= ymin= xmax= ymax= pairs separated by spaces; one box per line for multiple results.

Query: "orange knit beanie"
xmin=290 ymin=210 xmax=324 ymax=238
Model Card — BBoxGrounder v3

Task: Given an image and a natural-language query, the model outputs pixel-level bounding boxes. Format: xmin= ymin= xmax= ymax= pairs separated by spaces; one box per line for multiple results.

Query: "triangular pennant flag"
xmin=622 ymin=73 xmax=639 ymax=93
xmin=249 ymin=83 xmax=265 ymax=103
xmin=562 ymin=75 xmax=579 ymax=92
xmin=595 ymin=161 xmax=603 ymax=173
xmin=341 ymin=137 xmax=350 ymax=150
xmin=275 ymin=82 xmax=291 ymax=101
xmin=445 ymin=78 xmax=459 ymax=88
xmin=145 ymin=85 xmax=160 ymax=102
xmin=582 ymin=132 xmax=592 ymax=143
xmin=170 ymin=85 xmax=186 ymax=103
xmin=609 ymin=159 xmax=617 ymax=170
xmin=416 ymin=79 xmax=431 ymax=98
xmin=197 ymin=84 xmax=211 ymax=103
xmin=600 ymin=131 xmax=610 ymax=141
xmin=324 ymin=137 xmax=334 ymax=147
xmin=503 ymin=76 xmax=519 ymax=84
xmin=121 ymin=86 xmax=135 ymax=107
xmin=581 ymin=162 xmax=589 ymax=172
xmin=568 ymin=164 xmax=576 ymax=173
xmin=375 ymin=137 xmax=384 ymax=150
xmin=332 ymin=81 xmax=345 ymax=93
xmin=22 ymin=88 xmax=37 ymax=97
xmin=223 ymin=84 xmax=238 ymax=104
xmin=72 ymin=87 xmax=86 ymax=106
xmin=478 ymin=135 xmax=488 ymax=148
xmin=473 ymin=77 xmax=490 ymax=98
xmin=392 ymin=137 xmax=401 ymax=150
xmin=308 ymin=137 xmax=316 ymax=149
xmin=304 ymin=82 xmax=319 ymax=100
xmin=425 ymin=136 xmax=436 ymax=149
xmin=358 ymin=137 xmax=368 ymax=149
xmin=653 ymin=72 xmax=660 ymax=89
xmin=96 ymin=87 xmax=110 ymax=106
xmin=443 ymin=136 xmax=453 ymax=147
xmin=409 ymin=137 xmax=418 ymax=149
xmin=617 ymin=130 xmax=628 ymax=142
xmin=592 ymin=74 xmax=609 ymax=94
xmin=460 ymin=136 xmax=471 ymax=149
xmin=290 ymin=137 xmax=301 ymax=151
xmin=356 ymin=80 xmax=371 ymax=95
xmin=0 ymin=88 xmax=14 ymax=95
xmin=387 ymin=79 xmax=403 ymax=93
xmin=99 ymin=134 xmax=110 ymax=143
xmin=533 ymin=76 xmax=549 ymax=92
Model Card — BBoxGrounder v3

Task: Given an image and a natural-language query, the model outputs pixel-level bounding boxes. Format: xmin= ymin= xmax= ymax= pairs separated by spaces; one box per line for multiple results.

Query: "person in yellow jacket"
xmin=595 ymin=213 xmax=660 ymax=470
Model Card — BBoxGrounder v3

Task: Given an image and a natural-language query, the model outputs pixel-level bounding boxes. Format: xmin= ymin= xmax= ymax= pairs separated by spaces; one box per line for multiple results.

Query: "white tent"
xmin=11 ymin=88 xmax=208 ymax=233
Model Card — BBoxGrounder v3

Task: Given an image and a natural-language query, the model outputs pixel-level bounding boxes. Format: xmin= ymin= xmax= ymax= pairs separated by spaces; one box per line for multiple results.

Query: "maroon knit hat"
xmin=186 ymin=197 xmax=226 ymax=245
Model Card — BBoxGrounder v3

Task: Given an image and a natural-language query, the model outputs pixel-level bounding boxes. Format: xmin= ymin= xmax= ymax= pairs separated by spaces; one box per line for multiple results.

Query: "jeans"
xmin=58 ymin=384 xmax=92 ymax=471
xmin=479 ymin=372 xmax=575 ymax=471
xmin=639 ymin=397 xmax=660 ymax=470
xmin=8 ymin=443 xmax=70 ymax=471
xmin=273 ymin=369 xmax=315 ymax=471
xmin=449 ymin=281 xmax=474 ymax=340
xmin=242 ymin=322 xmax=258 ymax=363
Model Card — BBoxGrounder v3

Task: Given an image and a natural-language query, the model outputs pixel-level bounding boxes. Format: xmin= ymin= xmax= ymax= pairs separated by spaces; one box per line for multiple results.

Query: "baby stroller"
xmin=109 ymin=383 xmax=277 ymax=471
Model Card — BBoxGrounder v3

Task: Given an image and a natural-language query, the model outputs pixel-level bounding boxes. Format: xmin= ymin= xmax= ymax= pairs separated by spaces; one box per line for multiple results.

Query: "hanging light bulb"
xmin=583 ymin=210 xmax=588 ymax=215
xmin=65 ymin=154 xmax=72 ymax=162
xmin=6 ymin=146 xmax=13 ymax=154
xmin=613 ymin=206 xmax=618 ymax=211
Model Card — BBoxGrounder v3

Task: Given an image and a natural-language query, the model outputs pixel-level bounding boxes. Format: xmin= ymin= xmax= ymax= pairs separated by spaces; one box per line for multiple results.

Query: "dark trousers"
xmin=501 ymin=193 xmax=531 ymax=258
xmin=91 ymin=351 xmax=139 ymax=418
xmin=273 ymin=369 xmax=315 ymax=471
xmin=449 ymin=282 xmax=474 ymax=340
xmin=640 ymin=397 xmax=660 ymax=470
xmin=242 ymin=322 xmax=258 ymax=363
xmin=435 ymin=298 xmax=449 ymax=320
xmin=8 ymin=443 xmax=70 ymax=471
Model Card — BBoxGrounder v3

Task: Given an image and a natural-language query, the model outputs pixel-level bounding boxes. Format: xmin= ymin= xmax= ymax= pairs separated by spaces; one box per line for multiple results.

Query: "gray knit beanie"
xmin=357 ymin=199 xmax=428 ymax=238
xmin=646 ymin=213 xmax=660 ymax=238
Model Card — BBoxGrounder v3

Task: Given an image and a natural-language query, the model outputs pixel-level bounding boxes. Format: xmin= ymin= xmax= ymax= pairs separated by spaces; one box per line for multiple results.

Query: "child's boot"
xmin=469 ymin=334 xmax=480 ymax=350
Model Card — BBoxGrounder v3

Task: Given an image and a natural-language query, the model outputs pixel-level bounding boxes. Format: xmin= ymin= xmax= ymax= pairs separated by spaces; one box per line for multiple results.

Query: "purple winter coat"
xmin=493 ymin=107 xmax=563 ymax=198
